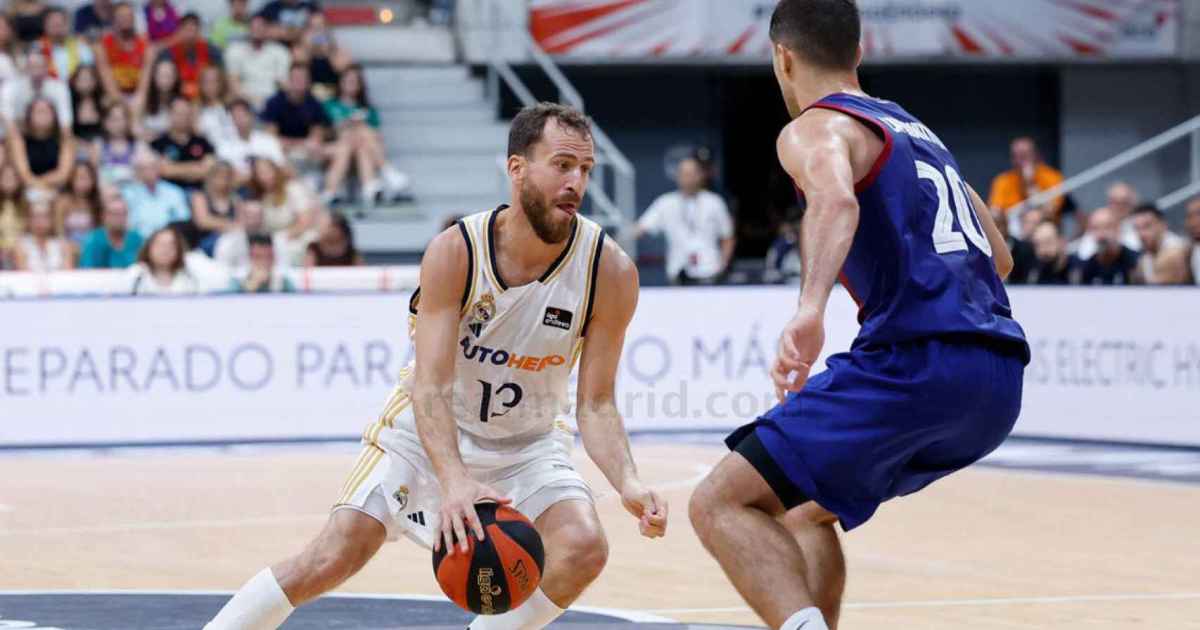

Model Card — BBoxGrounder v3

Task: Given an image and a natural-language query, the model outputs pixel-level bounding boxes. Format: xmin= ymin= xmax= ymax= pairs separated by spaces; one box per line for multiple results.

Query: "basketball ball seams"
xmin=487 ymin=523 xmax=541 ymax=603
xmin=432 ymin=502 xmax=543 ymax=615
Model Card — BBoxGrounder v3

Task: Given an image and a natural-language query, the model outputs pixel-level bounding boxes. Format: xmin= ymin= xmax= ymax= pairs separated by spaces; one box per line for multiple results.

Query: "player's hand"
xmin=772 ymin=307 xmax=825 ymax=402
xmin=619 ymin=478 xmax=667 ymax=539
xmin=434 ymin=475 xmax=512 ymax=555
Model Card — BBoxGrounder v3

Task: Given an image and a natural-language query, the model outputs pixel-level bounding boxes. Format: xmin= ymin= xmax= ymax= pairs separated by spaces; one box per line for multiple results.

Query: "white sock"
xmin=204 ymin=567 xmax=295 ymax=630
xmin=467 ymin=588 xmax=565 ymax=630
xmin=779 ymin=607 xmax=828 ymax=630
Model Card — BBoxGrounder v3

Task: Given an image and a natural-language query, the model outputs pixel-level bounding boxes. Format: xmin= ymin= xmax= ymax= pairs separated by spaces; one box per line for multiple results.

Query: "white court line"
xmin=0 ymin=514 xmax=326 ymax=537
xmin=645 ymin=591 xmax=1200 ymax=614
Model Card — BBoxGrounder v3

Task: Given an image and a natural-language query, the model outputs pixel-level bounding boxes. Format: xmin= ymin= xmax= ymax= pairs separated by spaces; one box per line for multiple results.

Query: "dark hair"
xmin=147 ymin=58 xmax=181 ymax=116
xmin=227 ymin=97 xmax=253 ymax=114
xmin=69 ymin=64 xmax=101 ymax=98
xmin=310 ymin=213 xmax=359 ymax=266
xmin=1132 ymin=203 xmax=1164 ymax=220
xmin=769 ymin=0 xmax=861 ymax=70
xmin=507 ymin=102 xmax=592 ymax=158
xmin=248 ymin=234 xmax=274 ymax=249
xmin=102 ymin=101 xmax=135 ymax=142
xmin=138 ymin=226 xmax=187 ymax=274
xmin=24 ymin=97 xmax=61 ymax=139
xmin=337 ymin=64 xmax=371 ymax=109
xmin=43 ymin=6 xmax=67 ymax=22
xmin=68 ymin=161 xmax=102 ymax=212
xmin=180 ymin=12 xmax=201 ymax=27
xmin=169 ymin=93 xmax=193 ymax=110
xmin=199 ymin=66 xmax=230 ymax=106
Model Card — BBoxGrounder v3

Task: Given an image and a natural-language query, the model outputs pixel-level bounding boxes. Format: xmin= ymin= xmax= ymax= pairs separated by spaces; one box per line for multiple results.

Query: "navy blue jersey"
xmin=803 ymin=93 xmax=1028 ymax=356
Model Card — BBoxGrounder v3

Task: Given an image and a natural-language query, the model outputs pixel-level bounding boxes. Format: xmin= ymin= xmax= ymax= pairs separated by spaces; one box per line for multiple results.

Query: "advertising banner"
xmin=530 ymin=0 xmax=1179 ymax=61
xmin=1 ymin=288 xmax=1197 ymax=446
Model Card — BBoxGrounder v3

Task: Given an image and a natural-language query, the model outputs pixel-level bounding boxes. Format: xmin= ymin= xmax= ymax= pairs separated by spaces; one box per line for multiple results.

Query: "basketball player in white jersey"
xmin=206 ymin=103 xmax=668 ymax=630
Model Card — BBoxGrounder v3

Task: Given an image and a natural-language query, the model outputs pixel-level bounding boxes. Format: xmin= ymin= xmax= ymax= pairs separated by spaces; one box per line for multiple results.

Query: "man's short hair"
xmin=1132 ymin=203 xmax=1164 ymax=220
xmin=507 ymin=102 xmax=593 ymax=159
xmin=228 ymin=97 xmax=254 ymax=113
xmin=769 ymin=0 xmax=861 ymax=70
xmin=248 ymin=234 xmax=274 ymax=249
xmin=180 ymin=12 xmax=202 ymax=27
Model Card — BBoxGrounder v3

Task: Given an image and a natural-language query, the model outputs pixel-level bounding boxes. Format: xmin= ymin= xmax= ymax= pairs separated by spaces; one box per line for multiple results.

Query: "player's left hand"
xmin=619 ymin=478 xmax=667 ymax=538
xmin=772 ymin=307 xmax=825 ymax=401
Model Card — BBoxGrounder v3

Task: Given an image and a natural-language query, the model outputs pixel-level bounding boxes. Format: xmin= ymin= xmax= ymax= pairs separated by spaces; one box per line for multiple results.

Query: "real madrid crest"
xmin=468 ymin=293 xmax=496 ymax=337
xmin=393 ymin=485 xmax=409 ymax=510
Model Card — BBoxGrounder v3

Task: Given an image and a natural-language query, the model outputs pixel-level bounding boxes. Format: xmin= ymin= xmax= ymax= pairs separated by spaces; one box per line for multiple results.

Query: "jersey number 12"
xmin=477 ymin=380 xmax=523 ymax=422
xmin=916 ymin=160 xmax=993 ymax=257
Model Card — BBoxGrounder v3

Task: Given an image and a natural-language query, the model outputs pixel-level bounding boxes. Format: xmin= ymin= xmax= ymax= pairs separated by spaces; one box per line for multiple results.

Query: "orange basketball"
xmin=431 ymin=502 xmax=545 ymax=615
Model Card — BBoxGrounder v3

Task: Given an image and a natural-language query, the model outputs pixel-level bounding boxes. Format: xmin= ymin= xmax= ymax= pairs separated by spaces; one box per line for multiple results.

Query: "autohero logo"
xmin=459 ymin=337 xmax=566 ymax=372
xmin=476 ymin=568 xmax=503 ymax=614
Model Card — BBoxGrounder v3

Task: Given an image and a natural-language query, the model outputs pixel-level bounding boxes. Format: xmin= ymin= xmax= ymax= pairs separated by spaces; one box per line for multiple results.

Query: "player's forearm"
xmin=578 ymin=399 xmax=638 ymax=491
xmin=798 ymin=196 xmax=859 ymax=313
xmin=413 ymin=383 xmax=469 ymax=486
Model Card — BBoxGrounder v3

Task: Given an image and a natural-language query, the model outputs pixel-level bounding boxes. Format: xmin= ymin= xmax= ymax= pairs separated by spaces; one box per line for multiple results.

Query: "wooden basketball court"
xmin=1 ymin=442 xmax=1197 ymax=629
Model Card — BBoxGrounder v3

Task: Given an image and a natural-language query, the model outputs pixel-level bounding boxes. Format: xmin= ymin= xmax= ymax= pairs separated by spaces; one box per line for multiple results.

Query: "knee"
xmin=305 ymin=514 xmax=382 ymax=582
xmin=556 ymin=523 xmax=608 ymax=583
xmin=688 ymin=476 xmax=725 ymax=538
xmin=785 ymin=502 xmax=839 ymax=530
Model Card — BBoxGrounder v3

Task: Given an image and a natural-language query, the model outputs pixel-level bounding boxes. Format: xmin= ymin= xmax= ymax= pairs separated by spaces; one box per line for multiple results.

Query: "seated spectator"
xmin=9 ymin=97 xmax=75 ymax=190
xmin=73 ymin=0 xmax=116 ymax=41
xmin=1 ymin=52 xmax=72 ymax=131
xmin=1073 ymin=182 xmax=1144 ymax=259
xmin=13 ymin=199 xmax=76 ymax=271
xmin=190 ymin=160 xmax=238 ymax=254
xmin=96 ymin=2 xmax=149 ymax=98
xmin=9 ymin=0 xmax=48 ymax=45
xmin=0 ymin=16 xmax=21 ymax=86
xmin=259 ymin=0 xmax=321 ymax=45
xmin=305 ymin=212 xmax=362 ymax=267
xmin=238 ymin=233 xmax=294 ymax=292
xmin=53 ymin=161 xmax=102 ymax=243
xmin=0 ymin=164 xmax=27 ymax=268
xmin=211 ymin=0 xmax=250 ymax=48
xmin=79 ymin=188 xmax=143 ymax=268
xmin=159 ymin=13 xmax=222 ymax=101
xmin=38 ymin=7 xmax=95 ymax=79
xmin=988 ymin=136 xmax=1064 ymax=221
xmin=68 ymin=65 xmax=108 ymax=143
xmin=214 ymin=198 xmax=276 ymax=271
xmin=215 ymin=98 xmax=284 ymax=182
xmin=129 ymin=226 xmax=198 ymax=294
xmin=292 ymin=13 xmax=349 ymax=100
xmin=1002 ymin=207 xmax=1038 ymax=284
xmin=249 ymin=156 xmax=320 ymax=265
xmin=92 ymin=101 xmax=143 ymax=186
xmin=261 ymin=63 xmax=332 ymax=165
xmin=1188 ymin=198 xmax=1200 ymax=284
xmin=1131 ymin=204 xmax=1191 ymax=285
xmin=322 ymin=64 xmax=387 ymax=204
xmin=143 ymin=0 xmax=180 ymax=44
xmin=763 ymin=212 xmax=801 ymax=285
xmin=150 ymin=96 xmax=215 ymax=189
xmin=121 ymin=149 xmax=190 ymax=239
xmin=196 ymin=66 xmax=235 ymax=144
xmin=225 ymin=15 xmax=290 ymax=110
xmin=132 ymin=57 xmax=181 ymax=139
xmin=1072 ymin=207 xmax=1139 ymax=285
xmin=1023 ymin=221 xmax=1073 ymax=285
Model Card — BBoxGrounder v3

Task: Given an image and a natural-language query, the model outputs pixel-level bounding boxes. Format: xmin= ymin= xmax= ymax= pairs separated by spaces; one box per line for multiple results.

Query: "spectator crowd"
xmin=0 ymin=0 xmax=413 ymax=294
xmin=988 ymin=136 xmax=1200 ymax=286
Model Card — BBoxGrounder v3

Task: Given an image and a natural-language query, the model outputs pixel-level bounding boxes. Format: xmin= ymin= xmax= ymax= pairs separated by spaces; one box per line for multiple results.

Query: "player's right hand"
xmin=435 ymin=476 xmax=512 ymax=555
xmin=772 ymin=308 xmax=825 ymax=401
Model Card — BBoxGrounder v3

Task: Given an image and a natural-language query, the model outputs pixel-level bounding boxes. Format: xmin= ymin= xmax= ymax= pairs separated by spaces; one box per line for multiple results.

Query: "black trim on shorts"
xmin=728 ymin=427 xmax=809 ymax=510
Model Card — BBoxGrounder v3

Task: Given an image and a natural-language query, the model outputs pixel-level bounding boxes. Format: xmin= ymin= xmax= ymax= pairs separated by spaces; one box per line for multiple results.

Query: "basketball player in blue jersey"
xmin=689 ymin=2 xmax=1030 ymax=629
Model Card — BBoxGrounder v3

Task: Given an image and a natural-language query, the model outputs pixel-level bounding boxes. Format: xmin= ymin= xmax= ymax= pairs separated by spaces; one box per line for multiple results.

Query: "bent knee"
xmin=557 ymin=526 xmax=608 ymax=580
xmin=309 ymin=511 xmax=384 ymax=577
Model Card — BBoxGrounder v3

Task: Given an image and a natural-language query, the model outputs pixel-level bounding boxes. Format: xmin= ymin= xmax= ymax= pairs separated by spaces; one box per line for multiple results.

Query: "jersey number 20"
xmin=916 ymin=160 xmax=993 ymax=257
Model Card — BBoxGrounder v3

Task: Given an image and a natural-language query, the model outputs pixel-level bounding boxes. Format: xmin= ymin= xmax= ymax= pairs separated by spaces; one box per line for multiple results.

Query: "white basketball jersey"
xmin=389 ymin=206 xmax=606 ymax=442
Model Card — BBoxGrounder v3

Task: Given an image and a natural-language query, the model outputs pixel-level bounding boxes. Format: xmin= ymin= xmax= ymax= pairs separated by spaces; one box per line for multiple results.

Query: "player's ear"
xmin=506 ymin=154 xmax=525 ymax=182
xmin=855 ymin=43 xmax=864 ymax=68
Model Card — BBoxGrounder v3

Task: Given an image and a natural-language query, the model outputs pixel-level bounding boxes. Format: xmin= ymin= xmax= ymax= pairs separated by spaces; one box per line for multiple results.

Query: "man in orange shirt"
xmin=988 ymin=136 xmax=1064 ymax=220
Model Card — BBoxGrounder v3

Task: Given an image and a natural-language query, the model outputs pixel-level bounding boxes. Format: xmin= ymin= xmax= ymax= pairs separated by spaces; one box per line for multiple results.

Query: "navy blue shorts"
xmin=726 ymin=335 xmax=1025 ymax=531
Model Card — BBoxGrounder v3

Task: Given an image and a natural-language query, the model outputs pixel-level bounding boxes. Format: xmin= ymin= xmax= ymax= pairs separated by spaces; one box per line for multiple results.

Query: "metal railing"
xmin=477 ymin=0 xmax=637 ymax=250
xmin=1018 ymin=114 xmax=1200 ymax=215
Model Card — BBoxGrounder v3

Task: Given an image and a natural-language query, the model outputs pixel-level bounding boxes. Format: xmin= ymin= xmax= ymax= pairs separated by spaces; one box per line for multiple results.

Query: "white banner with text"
xmin=1 ymin=288 xmax=1197 ymax=447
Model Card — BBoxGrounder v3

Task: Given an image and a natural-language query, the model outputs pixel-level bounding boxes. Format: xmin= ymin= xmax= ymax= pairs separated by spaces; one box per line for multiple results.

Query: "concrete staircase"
xmin=353 ymin=65 xmax=508 ymax=253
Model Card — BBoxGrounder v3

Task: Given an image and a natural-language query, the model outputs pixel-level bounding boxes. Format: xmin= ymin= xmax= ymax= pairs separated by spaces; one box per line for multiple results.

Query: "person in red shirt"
xmin=96 ymin=2 xmax=147 ymax=97
xmin=159 ymin=13 xmax=222 ymax=101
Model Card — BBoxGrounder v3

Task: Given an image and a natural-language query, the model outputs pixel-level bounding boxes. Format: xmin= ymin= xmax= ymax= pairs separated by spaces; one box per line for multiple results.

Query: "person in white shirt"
xmin=214 ymin=98 xmax=284 ymax=183
xmin=214 ymin=198 xmax=286 ymax=274
xmin=225 ymin=15 xmax=290 ymax=109
xmin=1072 ymin=181 xmax=1142 ymax=259
xmin=1 ymin=52 xmax=73 ymax=131
xmin=1131 ymin=204 xmax=1191 ymax=284
xmin=635 ymin=156 xmax=735 ymax=284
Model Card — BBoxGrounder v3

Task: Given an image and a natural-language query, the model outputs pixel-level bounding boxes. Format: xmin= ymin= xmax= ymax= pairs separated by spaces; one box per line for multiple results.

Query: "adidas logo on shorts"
xmin=406 ymin=511 xmax=427 ymax=527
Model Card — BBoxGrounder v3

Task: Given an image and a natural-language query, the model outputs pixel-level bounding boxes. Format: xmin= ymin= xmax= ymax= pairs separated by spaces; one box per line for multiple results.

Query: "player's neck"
xmin=493 ymin=204 xmax=570 ymax=283
xmin=790 ymin=72 xmax=865 ymax=116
